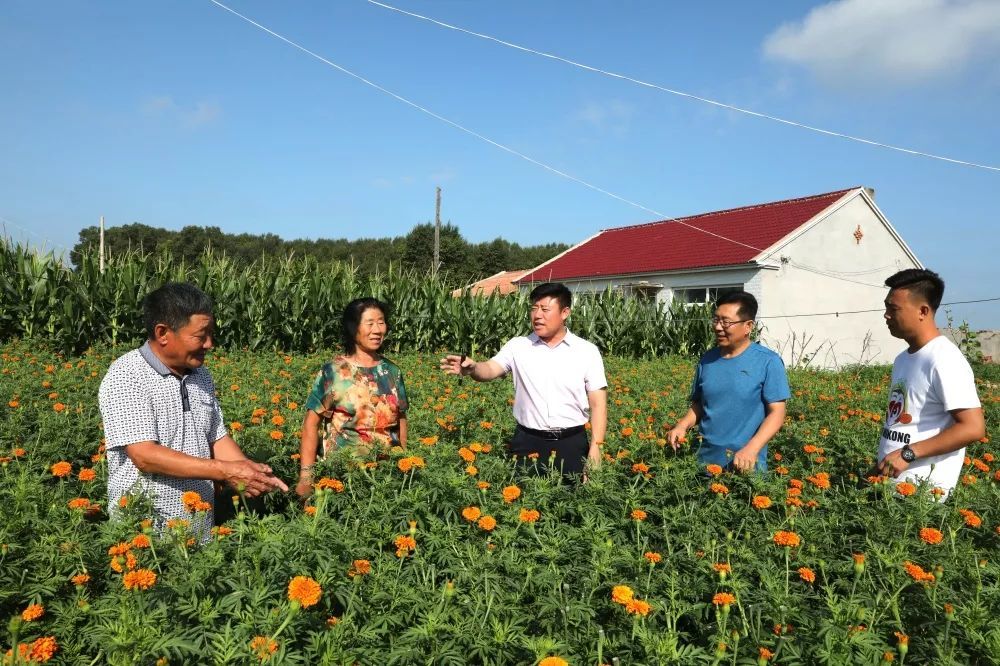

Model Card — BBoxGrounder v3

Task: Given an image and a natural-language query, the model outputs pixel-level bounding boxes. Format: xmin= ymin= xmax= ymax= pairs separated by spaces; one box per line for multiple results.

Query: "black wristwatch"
xmin=900 ymin=445 xmax=917 ymax=463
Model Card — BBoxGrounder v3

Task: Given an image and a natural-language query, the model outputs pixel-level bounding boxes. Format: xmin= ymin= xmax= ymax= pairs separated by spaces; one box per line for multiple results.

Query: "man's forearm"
xmin=126 ymin=442 xmax=224 ymax=481
xmin=912 ymin=420 xmax=986 ymax=459
xmin=743 ymin=410 xmax=785 ymax=455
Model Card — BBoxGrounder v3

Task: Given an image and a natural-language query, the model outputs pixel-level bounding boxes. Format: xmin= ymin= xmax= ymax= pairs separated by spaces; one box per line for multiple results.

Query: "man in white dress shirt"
xmin=441 ymin=283 xmax=608 ymax=478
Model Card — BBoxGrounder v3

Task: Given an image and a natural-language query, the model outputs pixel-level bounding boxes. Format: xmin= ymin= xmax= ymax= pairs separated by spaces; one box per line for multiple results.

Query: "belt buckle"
xmin=544 ymin=428 xmax=562 ymax=440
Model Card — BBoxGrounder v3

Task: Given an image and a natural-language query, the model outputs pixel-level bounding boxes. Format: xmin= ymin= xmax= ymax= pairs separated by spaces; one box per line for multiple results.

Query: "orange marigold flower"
xmin=13 ymin=448 xmax=26 ymax=457
xmin=21 ymin=603 xmax=44 ymax=621
xmin=710 ymin=482 xmax=729 ymax=495
xmin=611 ymin=585 xmax=634 ymax=605
xmin=630 ymin=509 xmax=647 ymax=521
xmin=705 ymin=463 xmax=724 ymax=477
xmin=798 ymin=567 xmax=816 ymax=584
xmin=477 ymin=480 xmax=490 ymax=490
xmin=501 ymin=485 xmax=521 ymax=503
xmin=458 ymin=447 xmax=476 ymax=463
xmin=181 ymin=491 xmax=204 ymax=512
xmin=644 ymin=551 xmax=662 ymax=564
xmin=903 ymin=561 xmax=935 ymax=583
xmin=287 ymin=575 xmax=322 ymax=608
xmin=773 ymin=531 xmax=801 ymax=548
xmin=51 ymin=461 xmax=72 ymax=477
xmin=78 ymin=468 xmax=97 ymax=482
xmin=462 ymin=506 xmax=482 ymax=522
xmin=108 ymin=541 xmax=132 ymax=556
xmin=304 ymin=506 xmax=317 ymax=516
xmin=803 ymin=444 xmax=820 ymax=454
xmin=212 ymin=526 xmax=233 ymax=537
xmin=477 ymin=515 xmax=497 ymax=531
xmin=959 ymin=508 xmax=982 ymax=528
xmin=71 ymin=573 xmax=91 ymax=586
xmin=397 ymin=456 xmax=426 ymax=473
xmin=53 ymin=402 xmax=66 ymax=413
xmin=28 ymin=636 xmax=57 ymax=663
xmin=394 ymin=535 xmax=416 ymax=557
xmin=807 ymin=472 xmax=831 ymax=489
xmin=314 ymin=478 xmax=345 ymax=493
xmin=132 ymin=534 xmax=152 ymax=549
xmin=326 ymin=616 xmax=340 ymax=627
xmin=519 ymin=508 xmax=540 ymax=523
xmin=348 ymin=559 xmax=371 ymax=577
xmin=712 ymin=562 xmax=732 ymax=575
xmin=895 ymin=631 xmax=909 ymax=646
xmin=789 ymin=478 xmax=804 ymax=489
xmin=538 ymin=658 xmax=569 ymax=666
xmin=920 ymin=527 xmax=944 ymax=544
xmin=269 ymin=430 xmax=284 ymax=440
xmin=759 ymin=647 xmax=775 ymax=662
xmin=712 ymin=592 xmax=736 ymax=607
xmin=249 ymin=636 xmax=278 ymax=660
xmin=123 ymin=568 xmax=158 ymax=590
xmin=632 ymin=461 xmax=650 ymax=475
xmin=67 ymin=497 xmax=91 ymax=510
xmin=896 ymin=482 xmax=917 ymax=496
xmin=752 ymin=495 xmax=772 ymax=509
xmin=625 ymin=598 xmax=652 ymax=616
xmin=419 ymin=436 xmax=438 ymax=446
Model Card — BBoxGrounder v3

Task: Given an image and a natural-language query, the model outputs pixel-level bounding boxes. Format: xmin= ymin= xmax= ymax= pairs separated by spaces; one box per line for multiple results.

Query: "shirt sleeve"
xmin=204 ymin=373 xmax=228 ymax=443
xmin=933 ymin=347 xmax=981 ymax=412
xmin=395 ymin=367 xmax=409 ymax=415
xmin=99 ymin=367 xmax=158 ymax=450
xmin=304 ymin=364 xmax=332 ymax=416
xmin=689 ymin=359 xmax=703 ymax=403
xmin=490 ymin=338 xmax=517 ymax=374
xmin=584 ymin=346 xmax=608 ymax=392
xmin=762 ymin=354 xmax=792 ymax=404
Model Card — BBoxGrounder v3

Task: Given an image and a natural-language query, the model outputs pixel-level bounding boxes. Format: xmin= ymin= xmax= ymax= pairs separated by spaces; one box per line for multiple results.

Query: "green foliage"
xmin=0 ymin=240 xmax=715 ymax=358
xmin=0 ymin=345 xmax=998 ymax=663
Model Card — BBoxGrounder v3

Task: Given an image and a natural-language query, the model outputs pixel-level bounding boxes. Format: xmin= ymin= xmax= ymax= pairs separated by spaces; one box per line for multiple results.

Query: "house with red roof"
xmin=516 ymin=187 xmax=922 ymax=367
xmin=451 ymin=269 xmax=533 ymax=297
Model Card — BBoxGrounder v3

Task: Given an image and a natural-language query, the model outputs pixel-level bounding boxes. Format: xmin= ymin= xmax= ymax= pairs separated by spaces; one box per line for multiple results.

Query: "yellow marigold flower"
xmin=21 ymin=603 xmax=44 ymax=621
xmin=919 ymin=527 xmax=944 ymax=544
xmin=538 ymin=658 xmax=569 ymax=666
xmin=462 ymin=506 xmax=482 ymax=522
xmin=287 ymin=576 xmax=322 ymax=608
xmin=501 ymin=485 xmax=521 ymax=503
xmin=477 ymin=515 xmax=497 ymax=531
xmin=896 ymin=482 xmax=917 ymax=496
xmin=773 ymin=531 xmax=801 ymax=548
xmin=712 ymin=592 xmax=736 ymax=607
xmin=611 ymin=585 xmax=634 ymax=605
xmin=752 ymin=495 xmax=772 ymax=509
xmin=123 ymin=569 xmax=157 ymax=590
xmin=798 ymin=567 xmax=816 ymax=584
xmin=519 ymin=509 xmax=541 ymax=523
xmin=51 ymin=461 xmax=72 ymax=477
xmin=630 ymin=508 xmax=647 ymax=521
xmin=348 ymin=559 xmax=371 ymax=577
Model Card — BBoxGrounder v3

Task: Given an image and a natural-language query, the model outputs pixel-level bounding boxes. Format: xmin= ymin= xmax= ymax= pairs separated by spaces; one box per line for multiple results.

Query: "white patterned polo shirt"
xmin=99 ymin=342 xmax=227 ymax=531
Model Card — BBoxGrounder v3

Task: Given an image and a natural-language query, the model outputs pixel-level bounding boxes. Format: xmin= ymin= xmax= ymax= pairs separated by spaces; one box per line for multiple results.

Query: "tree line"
xmin=71 ymin=222 xmax=568 ymax=288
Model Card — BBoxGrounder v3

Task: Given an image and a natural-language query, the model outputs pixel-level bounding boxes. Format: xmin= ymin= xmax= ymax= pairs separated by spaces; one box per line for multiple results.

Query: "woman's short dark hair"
xmin=143 ymin=283 xmax=214 ymax=339
xmin=716 ymin=290 xmax=758 ymax=321
xmin=885 ymin=269 xmax=944 ymax=311
xmin=529 ymin=282 xmax=572 ymax=310
xmin=341 ymin=298 xmax=390 ymax=354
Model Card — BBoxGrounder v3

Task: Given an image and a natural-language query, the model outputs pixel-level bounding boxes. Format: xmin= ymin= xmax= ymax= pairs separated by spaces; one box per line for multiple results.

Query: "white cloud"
xmin=763 ymin=0 xmax=1000 ymax=87
xmin=141 ymin=95 xmax=222 ymax=128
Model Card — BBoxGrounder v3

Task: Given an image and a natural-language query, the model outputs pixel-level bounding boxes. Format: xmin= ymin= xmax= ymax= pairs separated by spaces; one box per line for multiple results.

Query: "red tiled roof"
xmin=518 ymin=188 xmax=858 ymax=283
xmin=451 ymin=269 xmax=533 ymax=297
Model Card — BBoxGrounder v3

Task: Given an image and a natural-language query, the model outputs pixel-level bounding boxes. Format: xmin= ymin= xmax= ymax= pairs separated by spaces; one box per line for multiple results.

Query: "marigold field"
xmin=1 ymin=342 xmax=998 ymax=665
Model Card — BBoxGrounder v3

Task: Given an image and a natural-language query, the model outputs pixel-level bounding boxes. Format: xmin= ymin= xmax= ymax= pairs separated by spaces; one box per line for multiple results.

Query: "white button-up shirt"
xmin=491 ymin=329 xmax=607 ymax=430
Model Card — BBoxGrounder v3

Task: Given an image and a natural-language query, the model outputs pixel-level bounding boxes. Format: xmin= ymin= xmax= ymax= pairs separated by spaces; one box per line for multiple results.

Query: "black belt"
xmin=516 ymin=424 xmax=586 ymax=441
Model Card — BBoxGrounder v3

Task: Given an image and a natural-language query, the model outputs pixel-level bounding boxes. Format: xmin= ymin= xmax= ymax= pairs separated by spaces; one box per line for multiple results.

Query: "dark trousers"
xmin=507 ymin=426 xmax=589 ymax=477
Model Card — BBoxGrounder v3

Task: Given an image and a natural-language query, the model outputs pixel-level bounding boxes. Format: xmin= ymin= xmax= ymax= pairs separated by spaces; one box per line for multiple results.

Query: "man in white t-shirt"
xmin=877 ymin=269 xmax=985 ymax=494
xmin=440 ymin=283 xmax=608 ymax=478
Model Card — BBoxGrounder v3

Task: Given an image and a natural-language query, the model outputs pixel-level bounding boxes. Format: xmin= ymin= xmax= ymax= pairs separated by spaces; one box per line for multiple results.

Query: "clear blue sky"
xmin=3 ymin=1 xmax=999 ymax=327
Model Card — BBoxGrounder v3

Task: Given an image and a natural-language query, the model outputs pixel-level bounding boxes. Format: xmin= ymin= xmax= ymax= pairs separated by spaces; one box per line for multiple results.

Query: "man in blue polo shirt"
xmin=668 ymin=291 xmax=790 ymax=472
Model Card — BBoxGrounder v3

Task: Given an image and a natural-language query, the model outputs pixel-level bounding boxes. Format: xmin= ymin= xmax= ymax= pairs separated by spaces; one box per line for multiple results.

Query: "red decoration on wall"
xmin=853 ymin=225 xmax=864 ymax=244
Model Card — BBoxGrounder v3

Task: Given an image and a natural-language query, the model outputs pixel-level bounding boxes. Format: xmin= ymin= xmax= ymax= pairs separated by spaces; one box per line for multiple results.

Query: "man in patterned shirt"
xmin=99 ymin=283 xmax=287 ymax=530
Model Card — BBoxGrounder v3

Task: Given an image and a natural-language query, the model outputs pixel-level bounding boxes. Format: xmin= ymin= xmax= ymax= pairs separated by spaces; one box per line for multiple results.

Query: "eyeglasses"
xmin=711 ymin=317 xmax=751 ymax=329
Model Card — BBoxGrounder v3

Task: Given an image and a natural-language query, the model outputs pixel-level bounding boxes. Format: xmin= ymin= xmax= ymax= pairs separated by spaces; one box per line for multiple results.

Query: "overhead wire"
xmin=365 ymin=0 xmax=1000 ymax=174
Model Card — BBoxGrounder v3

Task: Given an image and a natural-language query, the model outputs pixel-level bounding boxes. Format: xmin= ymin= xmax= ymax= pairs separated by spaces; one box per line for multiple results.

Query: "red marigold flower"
xmin=67 ymin=497 xmax=90 ymax=510
xmin=287 ymin=576 xmax=322 ymax=608
xmin=632 ymin=461 xmax=650 ymax=475
xmin=29 ymin=637 xmax=57 ymax=663
xmin=625 ymin=598 xmax=651 ymax=616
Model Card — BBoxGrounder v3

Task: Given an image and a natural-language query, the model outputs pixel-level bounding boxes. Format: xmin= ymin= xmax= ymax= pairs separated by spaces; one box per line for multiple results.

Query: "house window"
xmin=619 ymin=283 xmax=662 ymax=302
xmin=674 ymin=285 xmax=742 ymax=306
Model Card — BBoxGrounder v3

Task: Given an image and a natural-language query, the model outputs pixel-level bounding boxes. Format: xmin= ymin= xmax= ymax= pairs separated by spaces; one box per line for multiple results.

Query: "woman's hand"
xmin=295 ymin=472 xmax=314 ymax=498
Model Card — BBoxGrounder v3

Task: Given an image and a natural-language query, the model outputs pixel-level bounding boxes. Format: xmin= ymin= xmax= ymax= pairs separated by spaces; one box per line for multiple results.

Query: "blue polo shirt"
xmin=689 ymin=342 xmax=790 ymax=471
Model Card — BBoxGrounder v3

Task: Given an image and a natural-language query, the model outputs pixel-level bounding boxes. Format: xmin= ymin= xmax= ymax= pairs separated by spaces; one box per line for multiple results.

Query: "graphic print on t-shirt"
xmin=885 ymin=380 xmax=913 ymax=426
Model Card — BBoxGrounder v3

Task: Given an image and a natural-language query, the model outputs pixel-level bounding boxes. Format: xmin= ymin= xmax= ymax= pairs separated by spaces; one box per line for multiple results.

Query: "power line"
xmin=365 ymin=0 xmax=1000 ymax=174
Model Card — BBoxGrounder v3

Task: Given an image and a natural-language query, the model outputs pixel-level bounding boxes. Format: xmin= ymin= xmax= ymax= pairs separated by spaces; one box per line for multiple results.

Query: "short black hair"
xmin=885 ymin=269 xmax=944 ymax=311
xmin=341 ymin=298 xmax=390 ymax=354
xmin=143 ymin=283 xmax=214 ymax=339
xmin=529 ymin=282 xmax=572 ymax=310
xmin=715 ymin=290 xmax=758 ymax=321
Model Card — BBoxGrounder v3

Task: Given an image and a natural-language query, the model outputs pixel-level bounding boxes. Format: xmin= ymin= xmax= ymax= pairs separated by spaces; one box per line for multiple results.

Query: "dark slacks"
xmin=507 ymin=426 xmax=589 ymax=477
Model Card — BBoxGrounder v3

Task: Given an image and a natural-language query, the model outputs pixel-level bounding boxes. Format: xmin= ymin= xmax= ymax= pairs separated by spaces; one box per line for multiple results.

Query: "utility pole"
xmin=433 ymin=187 xmax=441 ymax=277
xmin=99 ymin=216 xmax=105 ymax=274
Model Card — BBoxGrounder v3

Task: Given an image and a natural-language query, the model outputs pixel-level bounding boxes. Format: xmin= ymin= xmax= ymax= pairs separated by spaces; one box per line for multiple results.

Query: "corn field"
xmin=0 ymin=240 xmax=715 ymax=356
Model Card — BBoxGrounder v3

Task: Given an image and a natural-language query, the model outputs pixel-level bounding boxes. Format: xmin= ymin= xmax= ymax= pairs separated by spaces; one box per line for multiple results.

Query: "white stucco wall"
xmin=557 ymin=266 xmax=760 ymax=305
xmin=756 ymin=192 xmax=920 ymax=367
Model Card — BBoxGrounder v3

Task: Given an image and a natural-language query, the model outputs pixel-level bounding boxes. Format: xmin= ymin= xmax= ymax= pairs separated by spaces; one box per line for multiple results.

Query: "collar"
xmin=528 ymin=329 xmax=575 ymax=347
xmin=139 ymin=342 xmax=187 ymax=378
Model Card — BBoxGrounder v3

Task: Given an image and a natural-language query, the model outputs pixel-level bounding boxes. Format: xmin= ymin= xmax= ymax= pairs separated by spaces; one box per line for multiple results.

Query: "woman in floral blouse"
xmin=295 ymin=298 xmax=407 ymax=497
